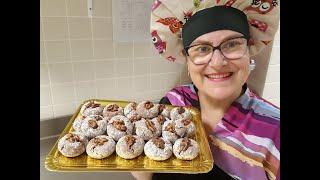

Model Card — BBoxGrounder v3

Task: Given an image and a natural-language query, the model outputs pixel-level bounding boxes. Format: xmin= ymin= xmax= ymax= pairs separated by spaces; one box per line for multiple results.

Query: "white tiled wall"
xmin=40 ymin=0 xmax=186 ymax=120
xmin=40 ymin=0 xmax=280 ymax=120
xmin=262 ymin=28 xmax=280 ymax=107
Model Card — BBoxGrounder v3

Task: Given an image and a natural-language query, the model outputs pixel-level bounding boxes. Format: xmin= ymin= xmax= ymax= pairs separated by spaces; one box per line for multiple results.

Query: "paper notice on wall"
xmin=112 ymin=0 xmax=153 ymax=43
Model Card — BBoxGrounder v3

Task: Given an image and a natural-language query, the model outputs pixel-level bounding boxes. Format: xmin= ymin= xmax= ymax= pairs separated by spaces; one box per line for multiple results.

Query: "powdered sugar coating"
xmin=144 ymin=137 xmax=172 ymax=161
xmin=87 ymin=114 xmax=105 ymax=121
xmin=135 ymin=118 xmax=161 ymax=141
xmin=170 ymin=107 xmax=192 ymax=121
xmin=72 ymin=115 xmax=86 ymax=132
xmin=116 ymin=135 xmax=145 ymax=159
xmin=73 ymin=114 xmax=105 ymax=132
xmin=124 ymin=102 xmax=138 ymax=116
xmin=175 ymin=118 xmax=196 ymax=138
xmin=107 ymin=115 xmax=133 ymax=141
xmin=127 ymin=112 xmax=142 ymax=135
xmin=126 ymin=111 xmax=142 ymax=122
xmin=174 ymin=122 xmax=187 ymax=137
xmin=152 ymin=115 xmax=169 ymax=126
xmin=157 ymin=104 xmax=171 ymax=118
xmin=80 ymin=116 xmax=107 ymax=139
xmin=162 ymin=120 xmax=179 ymax=143
xmin=86 ymin=135 xmax=115 ymax=159
xmin=162 ymin=120 xmax=187 ymax=143
xmin=136 ymin=101 xmax=159 ymax=119
xmin=87 ymin=114 xmax=109 ymax=124
xmin=103 ymin=104 xmax=124 ymax=120
xmin=80 ymin=101 xmax=104 ymax=117
xmin=58 ymin=132 xmax=88 ymax=157
xmin=131 ymin=119 xmax=143 ymax=135
xmin=173 ymin=138 xmax=199 ymax=160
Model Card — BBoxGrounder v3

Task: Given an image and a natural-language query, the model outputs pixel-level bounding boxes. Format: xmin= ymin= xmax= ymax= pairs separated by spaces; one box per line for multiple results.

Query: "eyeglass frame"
xmin=184 ymin=36 xmax=249 ymax=65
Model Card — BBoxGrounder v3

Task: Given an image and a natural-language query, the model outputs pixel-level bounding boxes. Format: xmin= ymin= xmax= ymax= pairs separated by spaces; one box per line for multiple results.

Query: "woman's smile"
xmin=204 ymin=72 xmax=233 ymax=82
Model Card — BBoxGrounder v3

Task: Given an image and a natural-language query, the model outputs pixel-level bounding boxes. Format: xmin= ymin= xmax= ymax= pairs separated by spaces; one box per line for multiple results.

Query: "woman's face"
xmin=186 ymin=30 xmax=251 ymax=101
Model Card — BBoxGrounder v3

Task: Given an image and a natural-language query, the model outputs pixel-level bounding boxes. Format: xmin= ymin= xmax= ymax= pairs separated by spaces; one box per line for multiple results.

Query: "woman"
xmin=133 ymin=0 xmax=280 ymax=179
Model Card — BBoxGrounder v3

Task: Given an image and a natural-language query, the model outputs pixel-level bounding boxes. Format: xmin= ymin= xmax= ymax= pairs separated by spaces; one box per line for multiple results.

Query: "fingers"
xmin=130 ymin=172 xmax=153 ymax=180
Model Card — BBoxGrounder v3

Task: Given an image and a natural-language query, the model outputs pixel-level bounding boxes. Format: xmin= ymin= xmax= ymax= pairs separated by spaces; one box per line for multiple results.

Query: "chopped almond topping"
xmin=152 ymin=137 xmax=165 ymax=149
xmin=129 ymin=115 xmax=141 ymax=123
xmin=182 ymin=119 xmax=191 ymax=126
xmin=145 ymin=119 xmax=156 ymax=132
xmin=131 ymin=102 xmax=137 ymax=110
xmin=86 ymin=101 xmax=100 ymax=108
xmin=177 ymin=107 xmax=185 ymax=114
xmin=88 ymin=120 xmax=98 ymax=129
xmin=95 ymin=116 xmax=103 ymax=121
xmin=179 ymin=138 xmax=191 ymax=153
xmin=93 ymin=137 xmax=108 ymax=146
xmin=144 ymin=101 xmax=154 ymax=109
xmin=164 ymin=122 xmax=176 ymax=133
xmin=107 ymin=104 xmax=119 ymax=112
xmin=156 ymin=115 xmax=165 ymax=125
xmin=125 ymin=135 xmax=136 ymax=150
xmin=158 ymin=104 xmax=165 ymax=113
xmin=112 ymin=120 xmax=127 ymax=131
xmin=66 ymin=133 xmax=81 ymax=143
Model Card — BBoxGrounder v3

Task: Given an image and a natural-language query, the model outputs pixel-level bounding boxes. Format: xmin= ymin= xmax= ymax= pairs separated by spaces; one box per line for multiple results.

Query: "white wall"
xmin=262 ymin=28 xmax=280 ymax=107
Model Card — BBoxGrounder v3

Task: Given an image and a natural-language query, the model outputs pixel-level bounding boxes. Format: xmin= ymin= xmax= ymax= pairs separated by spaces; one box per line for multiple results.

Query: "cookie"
xmin=175 ymin=118 xmax=196 ymax=138
xmin=80 ymin=100 xmax=104 ymax=117
xmin=144 ymin=137 xmax=173 ymax=161
xmin=126 ymin=111 xmax=142 ymax=123
xmin=173 ymin=137 xmax=199 ymax=160
xmin=135 ymin=118 xmax=161 ymax=141
xmin=162 ymin=120 xmax=186 ymax=143
xmin=86 ymin=135 xmax=116 ymax=159
xmin=72 ymin=115 xmax=86 ymax=132
xmin=80 ymin=116 xmax=108 ymax=139
xmin=124 ymin=102 xmax=138 ymax=116
xmin=127 ymin=112 xmax=142 ymax=135
xmin=73 ymin=114 xmax=105 ymax=132
xmin=153 ymin=114 xmax=168 ymax=126
xmin=158 ymin=104 xmax=171 ymax=118
xmin=107 ymin=115 xmax=133 ymax=141
xmin=103 ymin=104 xmax=124 ymax=120
xmin=136 ymin=101 xmax=159 ymax=119
xmin=58 ymin=132 xmax=88 ymax=157
xmin=116 ymin=135 xmax=145 ymax=159
xmin=170 ymin=107 xmax=192 ymax=121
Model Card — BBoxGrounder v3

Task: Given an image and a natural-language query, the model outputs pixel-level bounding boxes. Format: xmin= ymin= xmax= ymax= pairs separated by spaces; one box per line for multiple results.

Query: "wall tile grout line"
xmin=41 ymin=15 xmax=113 ymax=19
xmin=112 ymin=25 xmax=117 ymax=94
xmin=88 ymin=7 xmax=99 ymax=99
xmin=132 ymin=39 xmax=135 ymax=99
xmin=64 ymin=0 xmax=77 ymax=116
xmin=41 ymin=38 xmax=113 ymax=41
xmin=41 ymin=58 xmax=114 ymax=64
xmin=41 ymin=16 xmax=55 ymax=119
xmin=46 ymin=74 xmax=167 ymax=87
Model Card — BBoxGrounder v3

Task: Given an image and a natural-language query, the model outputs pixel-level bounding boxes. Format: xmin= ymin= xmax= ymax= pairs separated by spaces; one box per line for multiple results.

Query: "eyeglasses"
xmin=185 ymin=36 xmax=248 ymax=65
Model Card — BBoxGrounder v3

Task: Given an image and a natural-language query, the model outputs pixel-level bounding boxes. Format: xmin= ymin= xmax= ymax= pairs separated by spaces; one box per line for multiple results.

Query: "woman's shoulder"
xmin=161 ymin=84 xmax=200 ymax=107
xmin=223 ymin=89 xmax=280 ymax=179
xmin=235 ymin=88 xmax=280 ymax=122
xmin=225 ymin=88 xmax=280 ymax=151
xmin=225 ymin=87 xmax=280 ymax=144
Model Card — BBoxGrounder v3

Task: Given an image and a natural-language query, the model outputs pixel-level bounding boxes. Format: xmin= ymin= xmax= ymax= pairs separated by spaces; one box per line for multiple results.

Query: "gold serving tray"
xmin=45 ymin=99 xmax=213 ymax=173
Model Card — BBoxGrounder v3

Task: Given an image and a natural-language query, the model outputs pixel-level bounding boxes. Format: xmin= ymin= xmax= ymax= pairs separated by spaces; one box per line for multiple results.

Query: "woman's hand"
xmin=130 ymin=171 xmax=153 ymax=180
